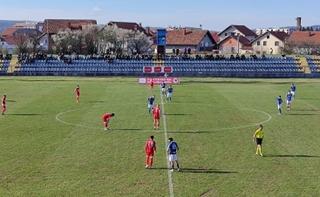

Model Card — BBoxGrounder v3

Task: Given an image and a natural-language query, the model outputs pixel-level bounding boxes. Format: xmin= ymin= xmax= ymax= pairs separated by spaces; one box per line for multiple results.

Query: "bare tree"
xmin=15 ymin=34 xmax=29 ymax=54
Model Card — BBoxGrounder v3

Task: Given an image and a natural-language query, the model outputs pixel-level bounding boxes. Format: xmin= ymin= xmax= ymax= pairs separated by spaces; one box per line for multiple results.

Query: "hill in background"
xmin=0 ymin=20 xmax=24 ymax=33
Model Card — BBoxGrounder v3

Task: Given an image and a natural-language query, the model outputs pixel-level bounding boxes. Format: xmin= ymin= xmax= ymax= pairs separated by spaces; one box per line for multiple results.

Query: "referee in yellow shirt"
xmin=253 ymin=124 xmax=264 ymax=157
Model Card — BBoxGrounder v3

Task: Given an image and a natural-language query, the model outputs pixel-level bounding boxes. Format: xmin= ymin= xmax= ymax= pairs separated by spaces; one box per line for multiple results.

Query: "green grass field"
xmin=1 ymin=77 xmax=320 ymax=196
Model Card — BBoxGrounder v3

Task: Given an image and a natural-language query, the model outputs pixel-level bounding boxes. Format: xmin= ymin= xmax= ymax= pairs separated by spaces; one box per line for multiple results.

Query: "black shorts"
xmin=256 ymin=138 xmax=263 ymax=145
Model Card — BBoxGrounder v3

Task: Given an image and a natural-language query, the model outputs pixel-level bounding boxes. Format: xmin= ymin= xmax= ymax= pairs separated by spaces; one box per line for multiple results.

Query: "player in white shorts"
xmin=167 ymin=137 xmax=180 ymax=172
xmin=276 ymin=95 xmax=283 ymax=115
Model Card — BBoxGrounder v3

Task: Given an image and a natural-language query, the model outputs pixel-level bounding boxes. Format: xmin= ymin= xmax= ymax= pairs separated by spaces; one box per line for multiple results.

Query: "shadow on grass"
xmin=183 ymin=80 xmax=296 ymax=85
xmin=87 ymin=101 xmax=105 ymax=103
xmin=149 ymin=167 xmax=237 ymax=174
xmin=8 ymin=113 xmax=43 ymax=116
xmin=286 ymin=113 xmax=319 ymax=116
xmin=165 ymin=113 xmax=192 ymax=116
xmin=294 ymin=108 xmax=319 ymax=112
xmin=168 ymin=130 xmax=216 ymax=134
xmin=264 ymin=154 xmax=320 ymax=158
xmin=16 ymin=79 xmax=70 ymax=82
xmin=111 ymin=128 xmax=145 ymax=131
xmin=180 ymin=168 xmax=238 ymax=174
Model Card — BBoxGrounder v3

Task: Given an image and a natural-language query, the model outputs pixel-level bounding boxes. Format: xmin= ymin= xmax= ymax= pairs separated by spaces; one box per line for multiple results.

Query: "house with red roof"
xmin=165 ymin=28 xmax=217 ymax=54
xmin=219 ymin=25 xmax=257 ymax=42
xmin=107 ymin=21 xmax=154 ymax=37
xmin=286 ymin=31 xmax=320 ymax=54
xmin=0 ymin=36 xmax=15 ymax=54
xmin=251 ymin=31 xmax=289 ymax=55
xmin=218 ymin=35 xmax=252 ymax=54
xmin=1 ymin=26 xmax=41 ymax=53
xmin=210 ymin=31 xmax=220 ymax=43
xmin=39 ymin=19 xmax=97 ymax=51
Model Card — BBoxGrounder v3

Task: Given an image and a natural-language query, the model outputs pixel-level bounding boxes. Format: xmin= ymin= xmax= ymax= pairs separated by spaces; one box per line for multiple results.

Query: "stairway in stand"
xmin=7 ymin=55 xmax=20 ymax=74
xmin=296 ymin=56 xmax=311 ymax=74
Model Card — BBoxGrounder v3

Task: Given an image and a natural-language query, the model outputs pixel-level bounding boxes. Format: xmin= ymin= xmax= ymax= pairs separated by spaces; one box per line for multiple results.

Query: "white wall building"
xmin=252 ymin=31 xmax=289 ymax=55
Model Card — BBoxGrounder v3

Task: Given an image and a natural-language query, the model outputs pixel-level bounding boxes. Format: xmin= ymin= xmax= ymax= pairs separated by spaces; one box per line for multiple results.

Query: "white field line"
xmin=160 ymin=90 xmax=174 ymax=197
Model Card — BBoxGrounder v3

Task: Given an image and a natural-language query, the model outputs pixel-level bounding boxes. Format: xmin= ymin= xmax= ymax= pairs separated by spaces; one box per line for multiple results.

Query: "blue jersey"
xmin=148 ymin=97 xmax=155 ymax=105
xmin=167 ymin=141 xmax=179 ymax=154
xmin=276 ymin=97 xmax=283 ymax=105
xmin=291 ymin=85 xmax=296 ymax=92
xmin=167 ymin=87 xmax=173 ymax=93
xmin=287 ymin=92 xmax=293 ymax=101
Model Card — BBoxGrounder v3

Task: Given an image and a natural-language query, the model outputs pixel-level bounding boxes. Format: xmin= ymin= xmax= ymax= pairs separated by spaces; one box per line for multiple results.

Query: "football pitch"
xmin=1 ymin=77 xmax=320 ymax=196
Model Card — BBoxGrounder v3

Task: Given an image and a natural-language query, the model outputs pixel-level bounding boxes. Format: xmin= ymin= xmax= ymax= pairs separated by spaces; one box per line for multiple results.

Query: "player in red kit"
xmin=150 ymin=80 xmax=154 ymax=89
xmin=74 ymin=85 xmax=80 ymax=103
xmin=145 ymin=135 xmax=156 ymax=169
xmin=2 ymin=95 xmax=6 ymax=115
xmin=102 ymin=112 xmax=115 ymax=130
xmin=152 ymin=104 xmax=161 ymax=129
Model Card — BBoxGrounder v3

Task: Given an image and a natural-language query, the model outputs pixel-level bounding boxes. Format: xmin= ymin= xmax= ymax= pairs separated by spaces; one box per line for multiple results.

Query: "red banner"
xmin=138 ymin=77 xmax=180 ymax=84
xmin=143 ymin=66 xmax=173 ymax=73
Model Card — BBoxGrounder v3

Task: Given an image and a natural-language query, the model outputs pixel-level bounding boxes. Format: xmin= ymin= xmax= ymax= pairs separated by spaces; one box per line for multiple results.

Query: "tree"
xmin=126 ymin=30 xmax=152 ymax=55
xmin=26 ymin=34 xmax=40 ymax=54
xmin=97 ymin=25 xmax=152 ymax=56
xmin=98 ymin=25 xmax=128 ymax=55
xmin=15 ymin=34 xmax=29 ymax=54
xmin=83 ymin=26 xmax=99 ymax=55
xmin=52 ymin=29 xmax=83 ymax=54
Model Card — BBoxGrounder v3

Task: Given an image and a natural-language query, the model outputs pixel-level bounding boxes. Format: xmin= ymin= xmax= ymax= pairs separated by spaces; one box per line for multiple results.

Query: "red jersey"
xmin=152 ymin=107 xmax=160 ymax=119
xmin=150 ymin=81 xmax=154 ymax=88
xmin=2 ymin=97 xmax=6 ymax=105
xmin=145 ymin=139 xmax=156 ymax=154
xmin=102 ymin=113 xmax=113 ymax=122
xmin=75 ymin=87 xmax=80 ymax=96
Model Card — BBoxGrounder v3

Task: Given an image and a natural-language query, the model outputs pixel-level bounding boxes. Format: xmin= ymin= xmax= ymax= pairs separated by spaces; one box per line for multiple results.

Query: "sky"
xmin=0 ymin=0 xmax=319 ymax=31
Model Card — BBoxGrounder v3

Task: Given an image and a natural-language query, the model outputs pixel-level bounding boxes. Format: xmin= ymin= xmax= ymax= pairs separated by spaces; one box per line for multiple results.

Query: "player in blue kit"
xmin=276 ymin=95 xmax=283 ymax=115
xmin=286 ymin=90 xmax=293 ymax=111
xmin=161 ymin=82 xmax=166 ymax=96
xmin=147 ymin=95 xmax=155 ymax=114
xmin=290 ymin=83 xmax=296 ymax=100
xmin=166 ymin=85 xmax=173 ymax=102
xmin=167 ymin=137 xmax=180 ymax=172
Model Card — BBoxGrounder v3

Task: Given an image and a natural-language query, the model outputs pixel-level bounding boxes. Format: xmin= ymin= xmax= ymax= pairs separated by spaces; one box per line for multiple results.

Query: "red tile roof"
xmin=219 ymin=25 xmax=257 ymax=37
xmin=1 ymin=27 xmax=20 ymax=45
xmin=287 ymin=31 xmax=320 ymax=46
xmin=43 ymin=19 xmax=97 ymax=34
xmin=1 ymin=27 xmax=20 ymax=37
xmin=107 ymin=21 xmax=152 ymax=36
xmin=210 ymin=31 xmax=220 ymax=43
xmin=166 ymin=29 xmax=215 ymax=46
xmin=219 ymin=35 xmax=251 ymax=46
xmin=1 ymin=27 xmax=41 ymax=45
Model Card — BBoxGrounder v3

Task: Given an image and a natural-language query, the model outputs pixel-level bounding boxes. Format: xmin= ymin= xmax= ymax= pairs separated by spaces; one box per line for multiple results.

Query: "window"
xmin=225 ymin=33 xmax=228 ymax=36
xmin=263 ymin=41 xmax=267 ymax=46
xmin=257 ymin=41 xmax=261 ymax=46
xmin=267 ymin=35 xmax=270 ymax=39
xmin=275 ymin=41 xmax=280 ymax=46
xmin=231 ymin=32 xmax=235 ymax=36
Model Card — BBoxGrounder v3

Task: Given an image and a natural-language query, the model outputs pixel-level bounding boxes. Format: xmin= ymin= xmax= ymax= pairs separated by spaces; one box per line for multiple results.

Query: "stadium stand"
xmin=0 ymin=60 xmax=10 ymax=75
xmin=307 ymin=57 xmax=320 ymax=73
xmin=13 ymin=55 xmax=308 ymax=78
